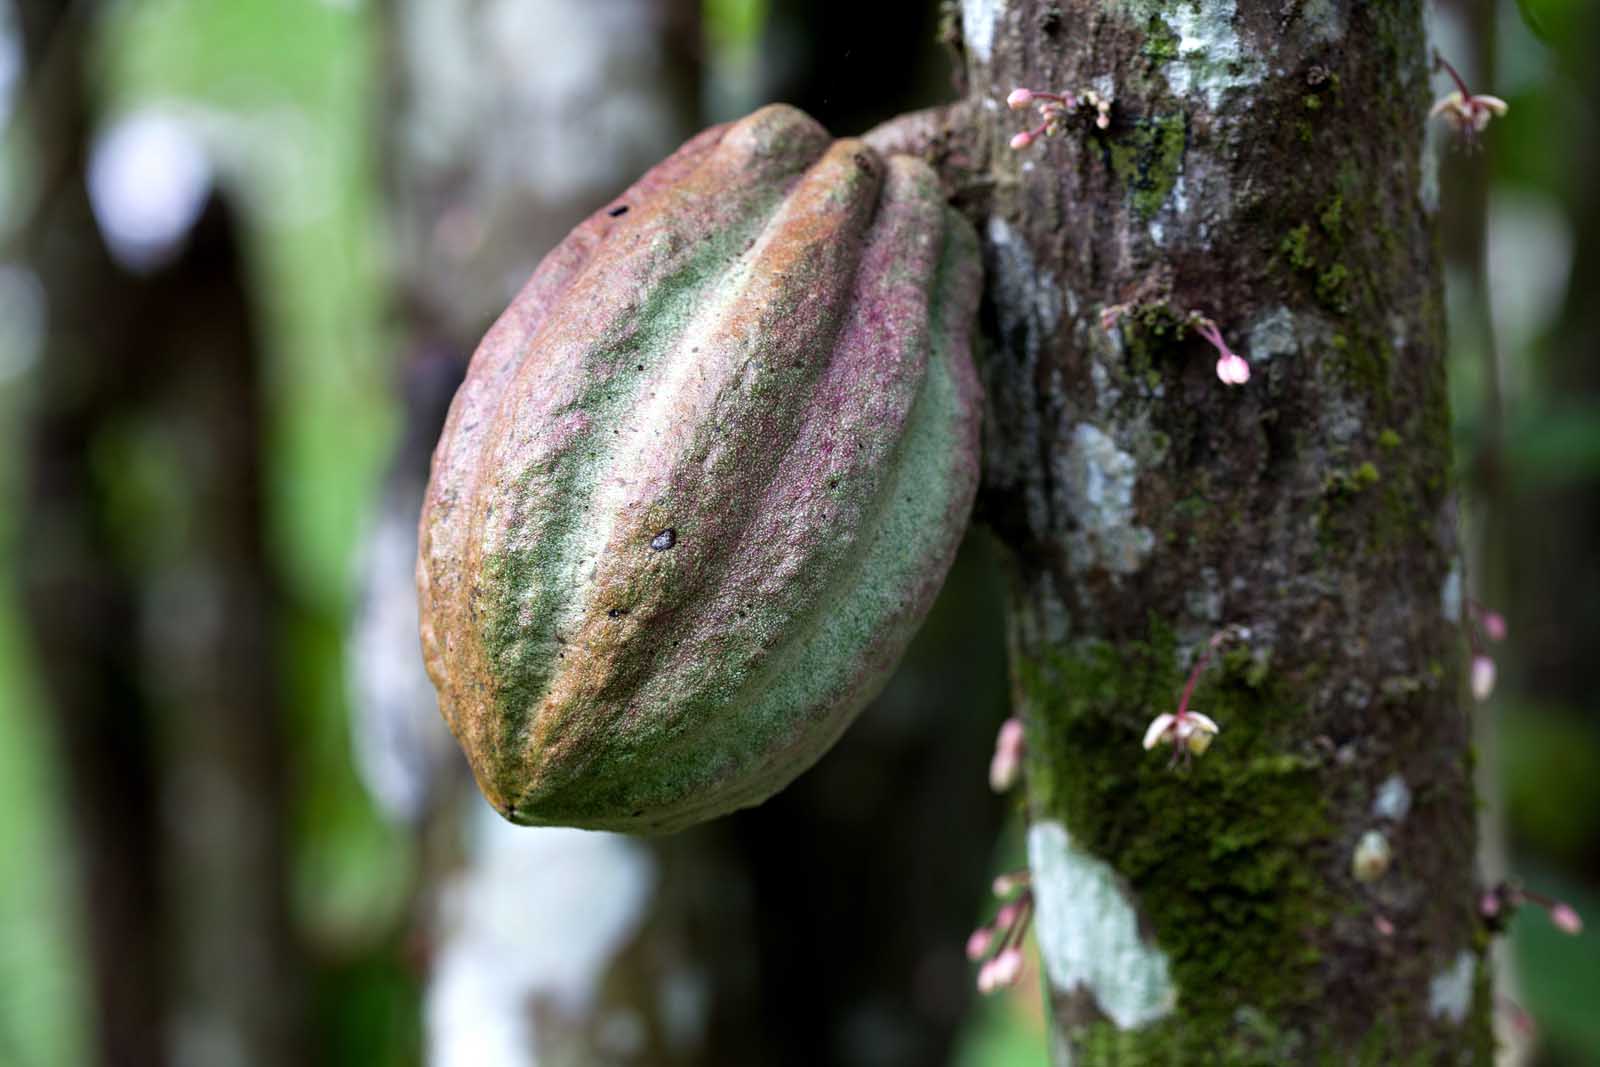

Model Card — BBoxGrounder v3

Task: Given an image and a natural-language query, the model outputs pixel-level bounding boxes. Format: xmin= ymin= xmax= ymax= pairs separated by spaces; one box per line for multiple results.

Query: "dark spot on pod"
xmin=608 ymin=607 xmax=629 ymax=619
xmin=506 ymin=803 xmax=517 ymax=819
xmin=607 ymin=204 xmax=629 ymax=217
xmin=650 ymin=527 xmax=677 ymax=551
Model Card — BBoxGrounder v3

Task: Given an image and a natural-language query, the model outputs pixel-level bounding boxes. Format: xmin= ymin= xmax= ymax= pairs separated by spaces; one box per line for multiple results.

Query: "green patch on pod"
xmin=417 ymin=105 xmax=984 ymax=833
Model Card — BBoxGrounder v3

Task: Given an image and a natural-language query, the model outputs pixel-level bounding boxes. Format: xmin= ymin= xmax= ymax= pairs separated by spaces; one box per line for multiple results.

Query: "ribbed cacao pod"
xmin=417 ymin=104 xmax=982 ymax=833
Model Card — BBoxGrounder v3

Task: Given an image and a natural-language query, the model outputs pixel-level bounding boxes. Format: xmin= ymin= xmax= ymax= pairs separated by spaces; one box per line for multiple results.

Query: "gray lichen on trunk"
xmin=954 ymin=0 xmax=1492 ymax=1060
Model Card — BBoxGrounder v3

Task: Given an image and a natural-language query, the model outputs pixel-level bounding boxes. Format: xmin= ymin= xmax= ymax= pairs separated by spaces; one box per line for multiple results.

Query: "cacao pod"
xmin=417 ymin=104 xmax=982 ymax=833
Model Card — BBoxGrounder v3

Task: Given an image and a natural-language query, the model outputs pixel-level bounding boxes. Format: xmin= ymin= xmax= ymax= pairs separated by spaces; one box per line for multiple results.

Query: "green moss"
xmin=1019 ymin=626 xmax=1335 ymax=1046
xmin=1318 ymin=195 xmax=1343 ymax=233
xmin=1107 ymin=113 xmax=1187 ymax=219
xmin=1019 ymin=623 xmax=1485 ymax=1063
xmin=1323 ymin=465 xmax=1373 ymax=497
xmin=1117 ymin=302 xmax=1186 ymax=375
xmin=1316 ymin=263 xmax=1350 ymax=307
xmin=1302 ymin=94 xmax=1323 ymax=111
xmin=1281 ymin=225 xmax=1314 ymax=270
xmin=1142 ymin=13 xmax=1180 ymax=61
xmin=1378 ymin=429 xmax=1402 ymax=450
xmin=1326 ymin=333 xmax=1392 ymax=396
xmin=1020 ymin=628 xmax=1485 ymax=1059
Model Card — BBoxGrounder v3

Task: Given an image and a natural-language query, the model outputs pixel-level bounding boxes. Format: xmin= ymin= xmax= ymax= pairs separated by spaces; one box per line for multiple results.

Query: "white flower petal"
xmin=1142 ymin=714 xmax=1175 ymax=750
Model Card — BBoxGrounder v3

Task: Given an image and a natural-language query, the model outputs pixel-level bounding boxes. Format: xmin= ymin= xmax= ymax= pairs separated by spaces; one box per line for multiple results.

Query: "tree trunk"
xmin=16 ymin=4 xmax=307 ymax=1063
xmin=948 ymin=1 xmax=1491 ymax=1060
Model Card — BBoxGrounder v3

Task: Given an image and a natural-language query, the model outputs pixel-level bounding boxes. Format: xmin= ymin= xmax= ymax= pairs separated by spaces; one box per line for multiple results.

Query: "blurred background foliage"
xmin=0 ymin=0 xmax=1595 ymax=1064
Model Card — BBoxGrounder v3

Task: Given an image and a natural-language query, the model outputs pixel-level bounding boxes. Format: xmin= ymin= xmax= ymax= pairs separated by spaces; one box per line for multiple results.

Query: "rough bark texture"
xmin=940 ymin=1 xmax=1490 ymax=1061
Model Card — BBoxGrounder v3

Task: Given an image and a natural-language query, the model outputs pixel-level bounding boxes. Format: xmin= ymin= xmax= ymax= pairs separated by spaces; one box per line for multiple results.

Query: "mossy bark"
xmin=949 ymin=1 xmax=1491 ymax=1061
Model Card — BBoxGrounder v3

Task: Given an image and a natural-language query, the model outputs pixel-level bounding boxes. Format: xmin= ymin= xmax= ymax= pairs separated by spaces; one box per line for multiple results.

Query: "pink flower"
xmin=1191 ymin=315 xmax=1250 ymax=386
xmin=1483 ymin=881 xmax=1583 ymax=937
xmin=967 ymin=881 xmax=1035 ymax=993
xmin=988 ymin=717 xmax=1025 ymax=793
xmin=977 ymin=947 xmax=1024 ymax=994
xmin=1142 ymin=710 xmax=1220 ymax=756
xmin=1216 ymin=352 xmax=1251 ymax=385
xmin=965 ymin=927 xmax=993 ymax=961
xmin=1431 ymin=52 xmax=1508 ymax=141
xmin=1004 ymin=86 xmax=1108 ymax=150
xmin=1470 ymin=655 xmax=1496 ymax=701
xmin=1431 ymin=91 xmax=1508 ymax=136
xmin=1140 ymin=626 xmax=1249 ymax=764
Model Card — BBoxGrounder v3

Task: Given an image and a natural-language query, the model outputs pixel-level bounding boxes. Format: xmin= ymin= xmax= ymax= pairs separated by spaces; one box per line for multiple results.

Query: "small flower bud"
xmin=1009 ymin=130 xmax=1035 ymax=150
xmin=1470 ymin=655 xmax=1496 ymax=701
xmin=989 ymin=717 xmax=1025 ymax=793
xmin=1481 ymin=611 xmax=1507 ymax=642
xmin=1551 ymin=903 xmax=1583 ymax=936
xmin=992 ymin=871 xmax=1029 ymax=898
xmin=965 ymin=927 xmax=993 ymax=961
xmin=985 ymin=947 xmax=1023 ymax=990
xmin=1007 ymin=88 xmax=1035 ymax=110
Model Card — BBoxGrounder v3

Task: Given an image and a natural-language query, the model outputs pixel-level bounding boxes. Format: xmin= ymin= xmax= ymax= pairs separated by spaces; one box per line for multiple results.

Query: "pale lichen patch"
xmin=961 ymin=0 xmax=1004 ymax=64
xmin=1184 ymin=566 xmax=1223 ymax=624
xmin=1373 ymin=774 xmax=1412 ymax=822
xmin=1427 ymin=950 xmax=1476 ymax=1024
xmin=1028 ymin=820 xmax=1177 ymax=1029
xmin=1247 ymin=306 xmax=1299 ymax=363
xmin=986 ymin=217 xmax=1063 ymax=340
xmin=1440 ymin=562 xmax=1462 ymax=623
xmin=1420 ymin=126 xmax=1442 ymax=214
xmin=1058 ymin=423 xmax=1155 ymax=576
xmin=1157 ymin=0 xmax=1265 ymax=113
xmin=1090 ymin=359 xmax=1122 ymax=413
xmin=984 ymin=216 xmax=1065 ymax=541
xmin=1298 ymin=0 xmax=1348 ymax=47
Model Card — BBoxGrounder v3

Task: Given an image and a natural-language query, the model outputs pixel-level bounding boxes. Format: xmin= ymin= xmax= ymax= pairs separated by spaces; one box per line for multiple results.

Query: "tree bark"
xmin=942 ymin=1 xmax=1491 ymax=1060
xmin=16 ymin=4 xmax=306 ymax=1062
